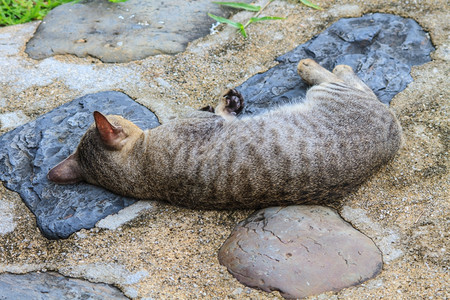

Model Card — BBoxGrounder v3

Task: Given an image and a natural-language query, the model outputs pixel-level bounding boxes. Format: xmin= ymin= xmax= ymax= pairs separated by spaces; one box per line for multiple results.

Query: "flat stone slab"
xmin=0 ymin=91 xmax=159 ymax=239
xmin=218 ymin=206 xmax=383 ymax=298
xmin=25 ymin=0 xmax=249 ymax=63
xmin=239 ymin=13 xmax=434 ymax=115
xmin=0 ymin=271 xmax=127 ymax=299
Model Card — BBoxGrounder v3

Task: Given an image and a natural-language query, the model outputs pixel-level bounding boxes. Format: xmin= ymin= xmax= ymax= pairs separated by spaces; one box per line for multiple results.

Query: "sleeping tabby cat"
xmin=48 ymin=59 xmax=402 ymax=209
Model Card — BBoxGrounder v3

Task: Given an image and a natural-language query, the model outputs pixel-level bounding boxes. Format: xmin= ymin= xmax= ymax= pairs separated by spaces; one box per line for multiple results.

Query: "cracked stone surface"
xmin=238 ymin=13 xmax=434 ymax=115
xmin=0 ymin=91 xmax=159 ymax=239
xmin=218 ymin=206 xmax=383 ymax=299
xmin=0 ymin=271 xmax=127 ymax=299
xmin=25 ymin=0 xmax=250 ymax=63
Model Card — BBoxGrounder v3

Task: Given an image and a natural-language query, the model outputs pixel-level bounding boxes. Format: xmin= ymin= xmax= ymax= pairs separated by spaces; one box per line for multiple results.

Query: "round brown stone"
xmin=218 ymin=205 xmax=383 ymax=298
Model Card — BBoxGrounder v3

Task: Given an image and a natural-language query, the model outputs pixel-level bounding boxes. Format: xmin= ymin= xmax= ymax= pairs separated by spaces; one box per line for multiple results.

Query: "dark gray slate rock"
xmin=238 ymin=13 xmax=434 ymax=115
xmin=25 ymin=0 xmax=250 ymax=63
xmin=0 ymin=91 xmax=159 ymax=239
xmin=218 ymin=206 xmax=383 ymax=299
xmin=0 ymin=272 xmax=127 ymax=299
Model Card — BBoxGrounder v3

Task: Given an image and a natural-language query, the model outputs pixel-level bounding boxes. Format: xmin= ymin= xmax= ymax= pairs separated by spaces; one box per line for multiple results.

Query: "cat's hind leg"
xmin=297 ymin=59 xmax=343 ymax=85
xmin=214 ymin=89 xmax=244 ymax=121
xmin=332 ymin=64 xmax=375 ymax=96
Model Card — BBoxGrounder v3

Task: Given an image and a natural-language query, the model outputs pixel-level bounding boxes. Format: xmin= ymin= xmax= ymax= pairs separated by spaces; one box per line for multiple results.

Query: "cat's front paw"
xmin=222 ymin=89 xmax=244 ymax=116
xmin=213 ymin=89 xmax=245 ymax=120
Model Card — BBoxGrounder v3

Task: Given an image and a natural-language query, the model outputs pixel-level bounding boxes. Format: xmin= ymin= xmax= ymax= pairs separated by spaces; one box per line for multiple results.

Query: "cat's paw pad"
xmin=222 ymin=89 xmax=244 ymax=115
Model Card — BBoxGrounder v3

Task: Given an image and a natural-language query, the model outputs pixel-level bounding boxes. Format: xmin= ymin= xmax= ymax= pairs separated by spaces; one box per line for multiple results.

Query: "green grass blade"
xmin=208 ymin=13 xmax=247 ymax=38
xmin=208 ymin=13 xmax=243 ymax=29
xmin=213 ymin=2 xmax=260 ymax=12
xmin=299 ymin=0 xmax=322 ymax=10
xmin=249 ymin=16 xmax=285 ymax=23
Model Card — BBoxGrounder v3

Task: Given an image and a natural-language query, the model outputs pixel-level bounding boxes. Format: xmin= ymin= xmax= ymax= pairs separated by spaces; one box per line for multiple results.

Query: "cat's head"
xmin=48 ymin=111 xmax=143 ymax=185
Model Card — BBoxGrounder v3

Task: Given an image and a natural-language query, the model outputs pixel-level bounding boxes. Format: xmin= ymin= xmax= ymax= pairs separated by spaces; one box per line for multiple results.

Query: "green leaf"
xmin=238 ymin=24 xmax=247 ymax=37
xmin=208 ymin=13 xmax=243 ymax=29
xmin=213 ymin=2 xmax=260 ymax=12
xmin=249 ymin=16 xmax=285 ymax=23
xmin=299 ymin=0 xmax=322 ymax=10
xmin=208 ymin=13 xmax=247 ymax=37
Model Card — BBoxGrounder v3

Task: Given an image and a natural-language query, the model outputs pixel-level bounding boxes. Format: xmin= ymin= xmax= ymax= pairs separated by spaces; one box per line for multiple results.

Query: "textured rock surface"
xmin=239 ymin=13 xmax=434 ymax=115
xmin=218 ymin=206 xmax=383 ymax=298
xmin=0 ymin=271 xmax=127 ymax=299
xmin=0 ymin=91 xmax=159 ymax=239
xmin=25 ymin=0 xmax=250 ymax=63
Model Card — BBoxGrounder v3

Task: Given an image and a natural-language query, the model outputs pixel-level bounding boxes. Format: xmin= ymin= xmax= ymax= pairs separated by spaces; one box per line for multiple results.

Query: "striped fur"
xmin=48 ymin=59 xmax=402 ymax=209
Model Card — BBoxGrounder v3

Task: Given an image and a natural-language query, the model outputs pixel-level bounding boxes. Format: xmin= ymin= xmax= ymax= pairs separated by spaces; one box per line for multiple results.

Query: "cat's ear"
xmin=93 ymin=111 xmax=127 ymax=150
xmin=47 ymin=153 xmax=83 ymax=184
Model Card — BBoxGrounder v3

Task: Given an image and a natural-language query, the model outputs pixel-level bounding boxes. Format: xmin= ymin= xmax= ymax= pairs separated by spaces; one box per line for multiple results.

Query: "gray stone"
xmin=0 ymin=271 xmax=127 ymax=299
xmin=238 ymin=13 xmax=434 ymax=115
xmin=0 ymin=91 xmax=159 ymax=239
xmin=218 ymin=206 xmax=383 ymax=299
xmin=25 ymin=0 xmax=250 ymax=63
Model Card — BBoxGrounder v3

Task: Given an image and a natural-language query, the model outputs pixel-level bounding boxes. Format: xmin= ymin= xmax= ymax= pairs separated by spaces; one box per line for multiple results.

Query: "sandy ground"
xmin=0 ymin=0 xmax=448 ymax=298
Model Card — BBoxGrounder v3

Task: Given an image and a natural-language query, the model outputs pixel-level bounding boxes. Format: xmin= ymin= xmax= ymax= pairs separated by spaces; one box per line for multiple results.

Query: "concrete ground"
xmin=0 ymin=0 xmax=448 ymax=298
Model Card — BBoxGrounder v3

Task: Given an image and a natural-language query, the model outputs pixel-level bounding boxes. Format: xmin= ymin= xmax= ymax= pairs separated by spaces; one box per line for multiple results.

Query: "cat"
xmin=48 ymin=59 xmax=402 ymax=209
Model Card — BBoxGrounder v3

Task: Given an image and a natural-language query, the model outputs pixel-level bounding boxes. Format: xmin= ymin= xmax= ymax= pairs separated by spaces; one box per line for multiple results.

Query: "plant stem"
xmin=243 ymin=0 xmax=272 ymax=29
